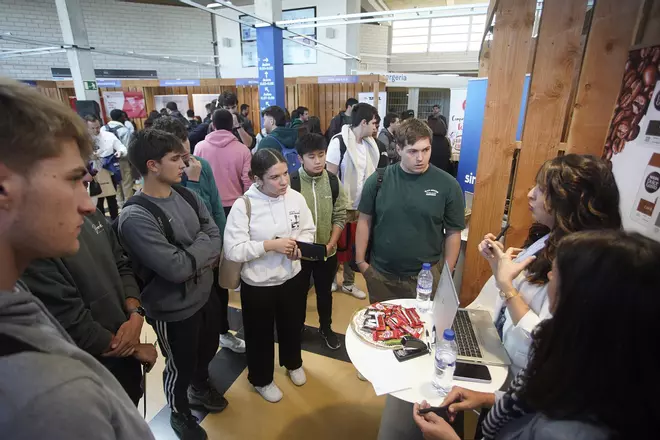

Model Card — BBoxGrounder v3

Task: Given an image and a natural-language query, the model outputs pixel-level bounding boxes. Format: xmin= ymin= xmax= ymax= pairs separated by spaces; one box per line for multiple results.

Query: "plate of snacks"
xmin=351 ymin=302 xmax=425 ymax=349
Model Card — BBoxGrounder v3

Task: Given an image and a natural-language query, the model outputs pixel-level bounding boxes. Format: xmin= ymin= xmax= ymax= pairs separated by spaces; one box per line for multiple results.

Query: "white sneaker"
xmin=255 ymin=382 xmax=283 ymax=403
xmin=288 ymin=367 xmax=307 ymax=386
xmin=342 ymin=284 xmax=367 ymax=300
xmin=219 ymin=333 xmax=246 ymax=353
xmin=331 ymin=281 xmax=338 ymax=292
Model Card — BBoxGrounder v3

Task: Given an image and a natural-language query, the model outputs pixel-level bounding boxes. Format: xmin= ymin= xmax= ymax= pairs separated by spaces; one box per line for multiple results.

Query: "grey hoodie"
xmin=0 ymin=283 xmax=154 ymax=439
xmin=118 ymin=188 xmax=222 ymax=322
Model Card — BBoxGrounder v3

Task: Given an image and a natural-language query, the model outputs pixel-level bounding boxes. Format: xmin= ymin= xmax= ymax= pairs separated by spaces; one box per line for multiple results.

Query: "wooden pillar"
xmin=459 ymin=0 xmax=536 ymax=306
xmin=506 ymin=0 xmax=589 ymax=247
xmin=564 ymin=0 xmax=645 ymax=157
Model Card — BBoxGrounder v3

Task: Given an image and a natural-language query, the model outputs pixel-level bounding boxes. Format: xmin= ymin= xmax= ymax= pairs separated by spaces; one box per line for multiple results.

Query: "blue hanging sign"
xmin=257 ymin=26 xmax=285 ymax=111
xmin=20 ymin=80 xmax=38 ymax=87
xmin=159 ymin=79 xmax=200 ymax=87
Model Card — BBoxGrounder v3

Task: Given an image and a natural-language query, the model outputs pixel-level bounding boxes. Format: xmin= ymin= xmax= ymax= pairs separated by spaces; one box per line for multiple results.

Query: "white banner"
xmin=192 ymin=94 xmax=218 ymax=120
xmin=358 ymin=92 xmax=388 ymax=131
xmin=154 ymin=95 xmax=190 ymax=116
xmin=606 ymin=45 xmax=660 ymax=243
xmin=449 ymin=88 xmax=467 ymax=157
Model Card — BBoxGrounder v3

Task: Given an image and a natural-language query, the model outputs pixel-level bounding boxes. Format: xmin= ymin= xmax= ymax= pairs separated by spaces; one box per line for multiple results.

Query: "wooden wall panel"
xmin=564 ymin=0 xmax=644 ymax=156
xmin=506 ymin=0 xmax=589 ymax=247
xmin=460 ymin=0 xmax=537 ymax=306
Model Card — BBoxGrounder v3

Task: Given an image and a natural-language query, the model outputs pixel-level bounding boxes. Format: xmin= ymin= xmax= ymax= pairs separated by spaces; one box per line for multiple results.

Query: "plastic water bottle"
xmin=432 ymin=329 xmax=457 ymax=395
xmin=416 ymin=263 xmax=433 ymax=313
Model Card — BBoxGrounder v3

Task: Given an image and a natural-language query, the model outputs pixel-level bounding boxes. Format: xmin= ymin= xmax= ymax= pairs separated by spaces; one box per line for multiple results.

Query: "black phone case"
xmin=393 ymin=347 xmax=429 ymax=362
xmin=297 ymin=241 xmax=327 ymax=261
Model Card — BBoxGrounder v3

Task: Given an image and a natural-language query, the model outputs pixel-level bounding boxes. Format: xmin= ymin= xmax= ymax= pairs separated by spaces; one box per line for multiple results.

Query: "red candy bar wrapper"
xmin=386 ymin=316 xmax=401 ymax=330
xmin=370 ymin=302 xmax=386 ymax=311
xmin=403 ymin=309 xmax=415 ymax=327
xmin=407 ymin=308 xmax=423 ymax=327
xmin=395 ymin=310 xmax=412 ymax=326
xmin=373 ymin=329 xmax=404 ymax=341
xmin=376 ymin=314 xmax=387 ymax=331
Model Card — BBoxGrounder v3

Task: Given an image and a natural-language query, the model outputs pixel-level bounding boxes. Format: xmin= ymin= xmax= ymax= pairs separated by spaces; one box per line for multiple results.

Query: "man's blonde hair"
xmin=0 ymin=78 xmax=93 ymax=173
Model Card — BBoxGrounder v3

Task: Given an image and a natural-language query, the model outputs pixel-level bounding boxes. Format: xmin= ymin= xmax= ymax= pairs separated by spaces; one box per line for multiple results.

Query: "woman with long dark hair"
xmin=470 ymin=154 xmax=622 ymax=374
xmin=414 ymin=230 xmax=660 ymax=439
xmin=223 ymin=149 xmax=315 ymax=403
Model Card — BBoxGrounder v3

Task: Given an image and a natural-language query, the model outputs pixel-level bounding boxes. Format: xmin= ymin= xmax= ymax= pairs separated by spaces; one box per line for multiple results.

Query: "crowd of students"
xmin=0 ymin=77 xmax=657 ymax=440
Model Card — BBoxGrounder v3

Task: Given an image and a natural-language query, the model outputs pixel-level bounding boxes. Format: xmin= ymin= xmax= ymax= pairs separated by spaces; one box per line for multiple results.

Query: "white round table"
xmin=345 ymin=298 xmax=509 ymax=406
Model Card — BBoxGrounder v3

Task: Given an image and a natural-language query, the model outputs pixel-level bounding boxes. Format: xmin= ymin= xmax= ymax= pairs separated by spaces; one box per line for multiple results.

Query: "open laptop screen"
xmin=432 ymin=261 xmax=460 ymax=337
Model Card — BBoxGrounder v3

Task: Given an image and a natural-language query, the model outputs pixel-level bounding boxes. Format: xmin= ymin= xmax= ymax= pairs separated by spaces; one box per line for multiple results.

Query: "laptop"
xmin=432 ymin=262 xmax=511 ymax=366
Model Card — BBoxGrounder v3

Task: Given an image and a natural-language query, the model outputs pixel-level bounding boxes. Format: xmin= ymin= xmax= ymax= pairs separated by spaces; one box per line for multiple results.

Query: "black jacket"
xmin=21 ymin=210 xmax=139 ymax=356
xmin=326 ymin=111 xmax=351 ymax=141
xmin=428 ymin=117 xmax=452 ymax=174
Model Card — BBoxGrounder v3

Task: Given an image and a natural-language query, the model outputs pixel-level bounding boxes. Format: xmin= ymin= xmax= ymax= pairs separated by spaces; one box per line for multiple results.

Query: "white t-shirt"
xmin=327 ymin=137 xmax=370 ymax=210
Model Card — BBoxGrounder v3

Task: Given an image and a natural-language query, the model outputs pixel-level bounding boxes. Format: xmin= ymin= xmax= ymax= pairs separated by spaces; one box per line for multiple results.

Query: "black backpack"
xmin=104 ymin=123 xmax=123 ymax=140
xmin=112 ymin=185 xmax=207 ymax=288
xmin=289 ymin=170 xmax=340 ymax=206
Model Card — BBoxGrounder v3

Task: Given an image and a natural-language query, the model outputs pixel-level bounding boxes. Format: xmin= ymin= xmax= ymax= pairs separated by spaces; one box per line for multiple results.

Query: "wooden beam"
xmin=639 ymin=0 xmax=660 ymax=45
xmin=460 ymin=0 xmax=536 ymax=306
xmin=478 ymin=0 xmax=499 ymax=69
xmin=564 ymin=0 xmax=645 ymax=156
xmin=507 ymin=0 xmax=589 ymax=247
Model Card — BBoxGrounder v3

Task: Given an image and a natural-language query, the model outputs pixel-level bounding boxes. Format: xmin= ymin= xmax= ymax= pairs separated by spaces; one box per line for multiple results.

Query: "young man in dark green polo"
xmin=355 ymin=118 xmax=465 ymax=302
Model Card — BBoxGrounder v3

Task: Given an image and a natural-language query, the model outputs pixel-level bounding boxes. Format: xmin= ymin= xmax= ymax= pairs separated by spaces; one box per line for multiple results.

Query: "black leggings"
xmin=97 ymin=196 xmax=119 ymax=220
xmin=240 ymin=272 xmax=306 ymax=387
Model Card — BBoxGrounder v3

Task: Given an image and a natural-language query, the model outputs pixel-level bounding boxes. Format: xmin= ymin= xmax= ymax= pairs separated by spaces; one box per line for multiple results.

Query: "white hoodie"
xmin=224 ymin=183 xmax=316 ymax=287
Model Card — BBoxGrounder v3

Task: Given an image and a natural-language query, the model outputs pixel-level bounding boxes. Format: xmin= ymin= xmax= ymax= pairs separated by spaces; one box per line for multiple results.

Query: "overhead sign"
xmin=159 ymin=79 xmax=200 ymax=87
xmin=257 ymin=26 xmax=285 ymax=111
xmin=318 ymin=75 xmax=359 ymax=84
xmin=51 ymin=68 xmax=157 ymax=79
xmin=84 ymin=81 xmax=98 ymax=91
xmin=236 ymin=78 xmax=259 ymax=86
xmin=97 ymin=80 xmax=122 ymax=88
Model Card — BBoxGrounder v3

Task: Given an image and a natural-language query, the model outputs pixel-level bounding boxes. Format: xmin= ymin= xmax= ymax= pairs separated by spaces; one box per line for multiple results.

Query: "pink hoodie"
xmin=194 ymin=129 xmax=252 ymax=208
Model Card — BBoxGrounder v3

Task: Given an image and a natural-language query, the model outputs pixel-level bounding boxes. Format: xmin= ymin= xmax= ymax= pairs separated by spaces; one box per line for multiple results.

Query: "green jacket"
xmin=290 ymin=118 xmax=303 ymax=129
xmin=183 ymin=156 xmax=226 ymax=236
xmin=297 ymin=167 xmax=347 ymax=258
xmin=257 ymin=127 xmax=299 ymax=152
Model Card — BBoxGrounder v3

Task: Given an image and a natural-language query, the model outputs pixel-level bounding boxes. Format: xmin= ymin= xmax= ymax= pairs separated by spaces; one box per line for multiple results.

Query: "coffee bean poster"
xmin=604 ymin=45 xmax=660 ymax=242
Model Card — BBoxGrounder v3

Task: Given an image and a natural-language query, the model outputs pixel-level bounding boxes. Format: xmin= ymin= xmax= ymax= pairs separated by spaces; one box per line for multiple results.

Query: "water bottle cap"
xmin=443 ymin=329 xmax=455 ymax=341
xmin=422 ymin=263 xmax=431 ymax=270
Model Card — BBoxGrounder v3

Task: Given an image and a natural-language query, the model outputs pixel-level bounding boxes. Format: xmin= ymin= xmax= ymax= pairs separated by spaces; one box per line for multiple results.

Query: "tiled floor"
xmin=142 ymin=269 xmax=478 ymax=440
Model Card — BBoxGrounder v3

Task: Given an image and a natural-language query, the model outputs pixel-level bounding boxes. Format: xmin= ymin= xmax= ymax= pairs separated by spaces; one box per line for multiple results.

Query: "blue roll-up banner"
xmin=257 ymin=26 xmax=285 ymax=113
xmin=457 ymin=75 xmax=531 ymax=193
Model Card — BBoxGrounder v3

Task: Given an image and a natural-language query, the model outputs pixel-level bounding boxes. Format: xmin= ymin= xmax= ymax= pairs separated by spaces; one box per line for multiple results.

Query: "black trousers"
xmin=223 ymin=206 xmax=232 ymax=218
xmin=150 ymin=293 xmax=221 ymax=415
xmin=240 ymin=272 xmax=306 ymax=387
xmin=97 ymin=195 xmax=119 ymax=220
xmin=212 ymin=266 xmax=230 ymax=334
xmin=300 ymin=254 xmax=337 ymax=329
xmin=99 ymin=355 xmax=143 ymax=406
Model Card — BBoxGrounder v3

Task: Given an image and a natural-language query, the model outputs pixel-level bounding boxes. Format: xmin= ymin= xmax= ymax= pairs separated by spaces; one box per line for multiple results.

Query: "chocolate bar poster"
xmin=604 ymin=45 xmax=660 ymax=242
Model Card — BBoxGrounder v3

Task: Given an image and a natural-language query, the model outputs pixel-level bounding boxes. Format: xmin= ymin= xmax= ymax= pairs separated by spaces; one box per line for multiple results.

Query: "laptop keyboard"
xmin=452 ymin=310 xmax=483 ymax=359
